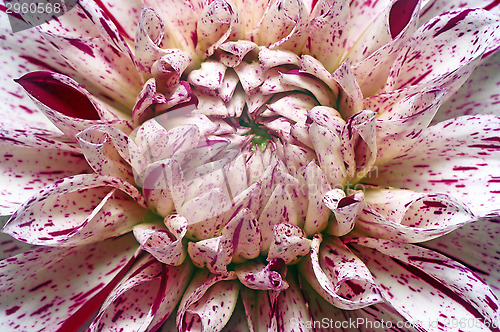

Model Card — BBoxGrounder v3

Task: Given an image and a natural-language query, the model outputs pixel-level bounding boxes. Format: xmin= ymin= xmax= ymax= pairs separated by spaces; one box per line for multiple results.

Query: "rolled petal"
xmin=177 ymin=270 xmax=239 ymax=332
xmin=357 ymin=188 xmax=475 ymax=242
xmin=89 ymin=255 xmax=193 ymax=332
xmin=324 ymin=189 xmax=365 ymax=236
xmin=219 ymin=40 xmax=258 ymax=67
xmin=236 ymin=260 xmax=288 ymax=291
xmin=341 ymin=110 xmax=377 ymax=181
xmin=352 ymin=238 xmax=500 ymax=331
xmin=299 ymin=234 xmax=383 ymax=310
xmin=332 ymin=60 xmax=363 ymax=119
xmin=268 ymin=223 xmax=312 ymax=264
xmin=133 ymin=214 xmax=188 ymax=266
xmin=15 ymin=71 xmax=132 ymax=137
xmin=3 ymin=174 xmax=148 ymax=246
xmin=77 ymin=125 xmax=135 ymax=182
xmin=365 ymin=115 xmax=500 ymax=216
xmin=257 ymin=0 xmax=310 ymax=52
xmin=0 ymin=234 xmax=139 ymax=331
xmin=197 ymin=0 xmax=244 ymax=57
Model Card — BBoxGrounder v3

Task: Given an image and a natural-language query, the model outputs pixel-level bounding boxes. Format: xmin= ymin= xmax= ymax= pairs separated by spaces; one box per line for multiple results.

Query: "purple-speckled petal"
xmin=177 ymin=270 xmax=239 ymax=332
xmin=236 ymin=260 xmax=288 ymax=291
xmin=352 ymin=237 xmax=500 ymax=331
xmin=0 ymin=232 xmax=39 ymax=261
xmin=386 ymin=8 xmax=500 ymax=95
xmin=299 ymin=234 xmax=383 ymax=310
xmin=219 ymin=40 xmax=258 ymax=67
xmin=0 ymin=234 xmax=138 ymax=331
xmin=374 ymin=86 xmax=446 ymax=165
xmin=356 ymin=188 xmax=475 ymax=243
xmin=301 ymin=161 xmax=331 ymax=235
xmin=77 ymin=125 xmax=135 ymax=182
xmin=423 ymin=215 xmax=500 ymax=299
xmin=341 ymin=110 xmax=377 ymax=181
xmin=197 ymin=0 xmax=244 ymax=57
xmin=3 ymin=174 xmax=148 ymax=246
xmin=305 ymin=0 xmax=349 ymax=72
xmin=15 ymin=71 xmax=132 ymax=137
xmin=256 ymin=0 xmax=309 ymax=53
xmin=350 ymin=0 xmax=420 ymax=96
xmin=89 ymin=255 xmax=193 ymax=332
xmin=0 ymin=134 xmax=91 ymax=214
xmin=324 ymin=189 xmax=365 ymax=236
xmin=332 ymin=60 xmax=363 ymax=119
xmin=133 ymin=214 xmax=188 ymax=266
xmin=268 ymin=223 xmax=312 ymax=264
xmin=365 ymin=115 xmax=500 ymax=217
xmin=432 ymin=50 xmax=500 ymax=122
xmin=309 ymin=122 xmax=346 ymax=187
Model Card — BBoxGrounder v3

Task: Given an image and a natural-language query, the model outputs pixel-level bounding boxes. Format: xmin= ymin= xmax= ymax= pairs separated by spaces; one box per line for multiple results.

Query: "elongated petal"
xmin=351 ymin=0 xmax=420 ymax=96
xmin=15 ymin=71 xmax=132 ymax=137
xmin=357 ymin=188 xmax=475 ymax=242
xmin=0 ymin=232 xmax=38 ymax=261
xmin=302 ymin=162 xmax=331 ymax=235
xmin=41 ymin=32 xmax=142 ymax=109
xmin=0 ymin=25 xmax=73 ymax=130
xmin=386 ymin=9 xmax=500 ymax=94
xmin=3 ymin=174 xmax=147 ymax=246
xmin=299 ymin=234 xmax=383 ymax=310
xmin=90 ymin=255 xmax=193 ymax=332
xmin=432 ymin=50 xmax=500 ymax=122
xmin=332 ymin=60 xmax=363 ymax=119
xmin=305 ymin=0 xmax=349 ymax=72
xmin=365 ymin=115 xmax=500 ymax=216
xmin=0 ymin=234 xmax=138 ymax=331
xmin=177 ymin=270 xmax=239 ymax=332
xmin=0 ymin=136 xmax=93 ymax=215
xmin=375 ymin=87 xmax=446 ymax=165
xmin=423 ymin=215 xmax=500 ymax=299
xmin=352 ymin=238 xmax=500 ymax=331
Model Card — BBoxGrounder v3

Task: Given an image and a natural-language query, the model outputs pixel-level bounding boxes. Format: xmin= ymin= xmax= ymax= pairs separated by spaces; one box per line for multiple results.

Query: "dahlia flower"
xmin=1 ymin=0 xmax=500 ymax=331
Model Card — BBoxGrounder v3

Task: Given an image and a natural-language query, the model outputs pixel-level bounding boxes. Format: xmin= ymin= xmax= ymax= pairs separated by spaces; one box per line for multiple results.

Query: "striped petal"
xmin=89 ymin=255 xmax=193 ymax=332
xmin=299 ymin=234 xmax=383 ymax=310
xmin=3 ymin=174 xmax=147 ymax=246
xmin=177 ymin=270 xmax=239 ymax=332
xmin=357 ymin=188 xmax=475 ymax=243
xmin=386 ymin=8 xmax=500 ymax=96
xmin=422 ymin=215 xmax=500 ymax=299
xmin=365 ymin=115 xmax=500 ymax=216
xmin=0 ymin=234 xmax=139 ymax=332
xmin=432 ymin=50 xmax=500 ymax=122
xmin=352 ymin=237 xmax=500 ymax=331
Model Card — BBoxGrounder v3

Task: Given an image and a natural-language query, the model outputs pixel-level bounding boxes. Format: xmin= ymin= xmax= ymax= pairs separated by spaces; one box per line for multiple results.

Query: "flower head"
xmin=1 ymin=0 xmax=500 ymax=331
